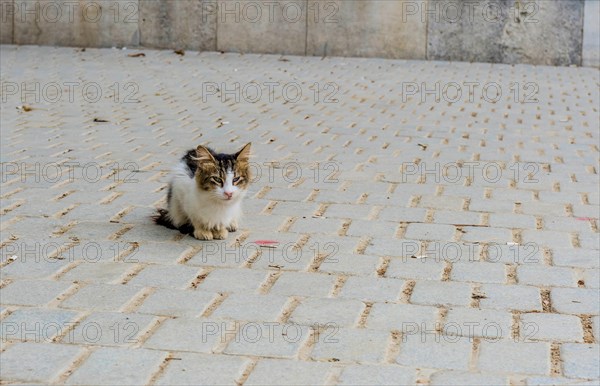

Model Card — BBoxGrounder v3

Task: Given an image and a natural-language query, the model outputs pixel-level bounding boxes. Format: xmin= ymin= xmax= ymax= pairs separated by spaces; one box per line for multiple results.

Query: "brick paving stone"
xmin=337 ymin=365 xmax=416 ymax=385
xmin=65 ymin=347 xmax=166 ymax=385
xmin=377 ymin=207 xmax=427 ymax=223
xmin=136 ymin=288 xmax=217 ymax=318
xmin=318 ymin=253 xmax=381 ymax=276
xmin=572 ymin=204 xmax=600 ymax=219
xmin=520 ymin=313 xmax=584 ymax=342
xmin=560 ymin=343 xmax=600 ymax=379
xmin=439 ymin=186 xmax=486 ymax=200
xmin=0 ymin=342 xmax=83 ymax=383
xmin=410 ymin=281 xmax=473 ymax=307
xmin=552 ymin=248 xmax=600 ymax=269
xmin=396 ymin=334 xmax=473 ymax=371
xmin=579 ymin=232 xmax=600 ymax=250
xmin=538 ymin=191 xmax=583 ymax=205
xmin=118 ymin=223 xmax=184 ymax=244
xmin=520 ymin=202 xmax=570 ymax=217
xmin=263 ymin=187 xmax=313 ymax=202
xmin=289 ymin=217 xmax=342 ymax=234
xmin=59 ymin=283 xmax=143 ymax=312
xmin=405 ymin=223 xmax=456 ymax=241
xmin=425 ymin=241 xmax=482 ymax=263
xmin=1 ymin=308 xmax=79 ymax=343
xmin=544 ymin=216 xmax=595 ymax=233
xmin=365 ymin=190 xmax=415 ymax=206
xmin=223 ymin=323 xmax=310 ymax=358
xmin=460 ymin=226 xmax=512 ymax=243
xmin=211 ymin=293 xmax=290 ymax=322
xmin=521 ymin=230 xmax=574 ymax=249
xmin=155 ymin=352 xmax=250 ymax=385
xmin=469 ymin=199 xmax=516 ymax=213
xmin=345 ymin=219 xmax=400 ymax=238
xmin=309 ymin=189 xmax=358 ymax=204
xmin=245 ymin=358 xmax=331 ymax=385
xmin=1 ymin=258 xmax=70 ymax=279
xmin=289 ymin=297 xmax=364 ymax=327
xmin=0 ymin=280 xmax=73 ymax=307
xmin=311 ymin=327 xmax=390 ymax=362
xmin=60 ymin=262 xmax=133 ymax=284
xmin=248 ymin=251 xmax=313 ymax=272
xmin=324 ymin=203 xmax=374 ymax=220
xmin=268 ymin=272 xmax=336 ymax=297
xmin=483 ymin=243 xmax=543 ymax=265
xmin=418 ymin=196 xmax=465 ymax=211
xmin=429 ymin=370 xmax=507 ymax=386
xmin=479 ymin=284 xmax=542 ymax=312
xmin=386 ymin=258 xmax=446 ymax=280
xmin=270 ymin=201 xmax=320 ymax=217
xmin=195 ymin=267 xmax=267 ymax=293
xmin=143 ymin=318 xmax=227 ymax=353
xmin=444 ymin=307 xmax=513 ymax=340
xmin=551 ymin=288 xmax=600 ymax=315
xmin=477 ymin=341 xmax=550 ymax=375
xmin=524 ymin=376 xmax=599 ymax=385
xmin=365 ymin=238 xmax=427 ymax=257
xmin=517 ymin=265 xmax=579 ymax=287
xmin=337 ymin=276 xmax=404 ymax=302
xmin=451 ymin=262 xmax=507 ymax=284
xmin=489 ymin=188 xmax=535 ymax=202
xmin=125 ymin=242 xmax=195 ymax=265
xmin=63 ymin=312 xmax=156 ymax=346
xmin=583 ymin=269 xmax=600 ymax=289
xmin=68 ymin=240 xmax=139 ymax=264
xmin=127 ymin=264 xmax=201 ymax=289
xmin=489 ymin=213 xmax=537 ymax=229
xmin=432 ymin=210 xmax=484 ymax=226
xmin=367 ymin=303 xmax=439 ymax=332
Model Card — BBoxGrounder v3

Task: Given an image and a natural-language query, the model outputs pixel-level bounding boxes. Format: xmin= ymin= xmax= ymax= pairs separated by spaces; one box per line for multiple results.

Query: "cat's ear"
xmin=235 ymin=142 xmax=251 ymax=163
xmin=195 ymin=145 xmax=216 ymax=164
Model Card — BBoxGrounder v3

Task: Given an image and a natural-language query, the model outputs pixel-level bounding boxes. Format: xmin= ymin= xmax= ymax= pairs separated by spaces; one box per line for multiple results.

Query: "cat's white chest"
xmin=187 ymin=189 xmax=241 ymax=227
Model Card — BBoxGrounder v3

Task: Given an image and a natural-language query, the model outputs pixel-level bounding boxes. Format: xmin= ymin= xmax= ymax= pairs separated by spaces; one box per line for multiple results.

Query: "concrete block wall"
xmin=0 ymin=0 xmax=598 ymax=67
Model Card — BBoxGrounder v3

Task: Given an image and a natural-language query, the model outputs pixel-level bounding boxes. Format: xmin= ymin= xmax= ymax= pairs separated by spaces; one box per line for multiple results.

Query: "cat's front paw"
xmin=193 ymin=228 xmax=214 ymax=240
xmin=226 ymin=220 xmax=238 ymax=232
xmin=212 ymin=227 xmax=228 ymax=240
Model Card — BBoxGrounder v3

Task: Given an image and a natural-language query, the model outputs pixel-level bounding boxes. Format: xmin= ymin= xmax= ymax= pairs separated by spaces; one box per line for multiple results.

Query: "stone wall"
xmin=0 ymin=0 xmax=597 ymax=67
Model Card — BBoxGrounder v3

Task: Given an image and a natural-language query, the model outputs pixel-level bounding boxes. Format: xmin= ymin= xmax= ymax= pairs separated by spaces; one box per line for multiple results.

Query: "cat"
xmin=154 ymin=143 xmax=252 ymax=240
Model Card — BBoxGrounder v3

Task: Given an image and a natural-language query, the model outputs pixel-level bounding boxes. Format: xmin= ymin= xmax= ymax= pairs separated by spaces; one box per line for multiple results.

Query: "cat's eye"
xmin=233 ymin=176 xmax=242 ymax=184
xmin=212 ymin=177 xmax=223 ymax=185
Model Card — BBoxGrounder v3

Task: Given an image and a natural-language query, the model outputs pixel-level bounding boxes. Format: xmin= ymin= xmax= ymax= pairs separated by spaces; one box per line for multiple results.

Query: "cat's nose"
xmin=224 ymin=191 xmax=233 ymax=199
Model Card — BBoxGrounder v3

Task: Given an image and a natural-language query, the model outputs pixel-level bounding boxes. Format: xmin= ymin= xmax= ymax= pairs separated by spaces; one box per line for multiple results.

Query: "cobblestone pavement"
xmin=0 ymin=45 xmax=599 ymax=385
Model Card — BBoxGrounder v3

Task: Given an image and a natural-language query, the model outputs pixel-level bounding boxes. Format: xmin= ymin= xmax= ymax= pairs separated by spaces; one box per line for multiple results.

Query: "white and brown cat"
xmin=155 ymin=143 xmax=252 ymax=240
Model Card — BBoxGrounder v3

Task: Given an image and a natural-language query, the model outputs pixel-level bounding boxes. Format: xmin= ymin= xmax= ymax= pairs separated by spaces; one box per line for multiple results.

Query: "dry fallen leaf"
xmin=174 ymin=49 xmax=185 ymax=56
xmin=17 ymin=105 xmax=33 ymax=112
xmin=128 ymin=52 xmax=145 ymax=57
